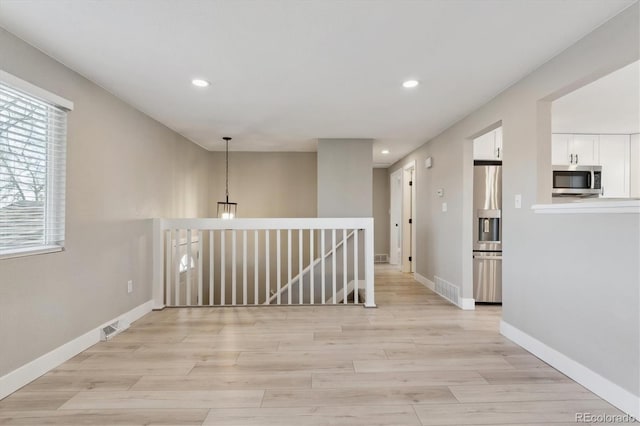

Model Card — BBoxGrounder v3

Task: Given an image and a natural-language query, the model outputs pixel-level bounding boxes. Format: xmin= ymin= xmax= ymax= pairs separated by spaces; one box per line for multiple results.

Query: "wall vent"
xmin=100 ymin=320 xmax=127 ymax=341
xmin=434 ymin=276 xmax=460 ymax=306
xmin=374 ymin=254 xmax=389 ymax=264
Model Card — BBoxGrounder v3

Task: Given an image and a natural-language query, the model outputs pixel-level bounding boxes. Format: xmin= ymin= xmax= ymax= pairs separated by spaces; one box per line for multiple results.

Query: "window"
xmin=0 ymin=73 xmax=72 ymax=258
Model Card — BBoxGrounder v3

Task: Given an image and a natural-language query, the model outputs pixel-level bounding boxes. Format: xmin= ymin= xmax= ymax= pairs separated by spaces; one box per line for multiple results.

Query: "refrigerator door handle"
xmin=473 ymin=254 xmax=503 ymax=260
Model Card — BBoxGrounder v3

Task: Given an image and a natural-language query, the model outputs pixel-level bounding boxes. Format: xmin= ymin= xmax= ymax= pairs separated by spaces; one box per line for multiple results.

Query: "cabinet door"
xmin=552 ymin=134 xmax=570 ymax=165
xmin=630 ymin=134 xmax=640 ymax=197
xmin=473 ymin=130 xmax=496 ymax=160
xmin=599 ymin=134 xmax=629 ymax=198
xmin=570 ymin=134 xmax=599 ymax=165
xmin=494 ymin=127 xmax=503 ymax=160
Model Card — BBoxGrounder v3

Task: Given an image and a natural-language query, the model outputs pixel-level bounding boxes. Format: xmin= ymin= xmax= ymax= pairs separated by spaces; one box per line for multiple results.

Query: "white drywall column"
xmin=317 ymin=139 xmax=373 ymax=217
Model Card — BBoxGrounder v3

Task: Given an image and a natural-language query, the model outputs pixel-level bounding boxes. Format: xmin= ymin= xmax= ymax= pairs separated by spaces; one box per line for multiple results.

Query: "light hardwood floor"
xmin=0 ymin=265 xmax=627 ymax=425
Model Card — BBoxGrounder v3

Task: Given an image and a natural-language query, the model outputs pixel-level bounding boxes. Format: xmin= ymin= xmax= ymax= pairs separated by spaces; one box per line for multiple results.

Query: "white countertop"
xmin=532 ymin=199 xmax=640 ymax=214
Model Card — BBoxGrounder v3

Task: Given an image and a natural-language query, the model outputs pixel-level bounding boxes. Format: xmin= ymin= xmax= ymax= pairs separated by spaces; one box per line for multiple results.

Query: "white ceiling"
xmin=552 ymin=60 xmax=639 ymax=134
xmin=0 ymin=0 xmax=634 ymax=166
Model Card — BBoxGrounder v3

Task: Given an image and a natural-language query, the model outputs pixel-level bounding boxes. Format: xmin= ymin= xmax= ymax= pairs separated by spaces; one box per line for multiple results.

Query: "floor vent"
xmin=434 ymin=276 xmax=460 ymax=306
xmin=100 ymin=320 xmax=127 ymax=341
xmin=374 ymin=254 xmax=389 ymax=264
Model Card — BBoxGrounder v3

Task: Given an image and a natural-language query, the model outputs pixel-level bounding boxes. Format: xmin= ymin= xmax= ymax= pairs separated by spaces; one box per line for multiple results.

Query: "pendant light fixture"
xmin=217 ymin=137 xmax=237 ymax=219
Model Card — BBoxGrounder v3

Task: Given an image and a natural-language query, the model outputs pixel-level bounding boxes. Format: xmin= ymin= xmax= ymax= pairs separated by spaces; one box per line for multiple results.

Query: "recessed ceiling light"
xmin=381 ymin=149 xmax=390 ymax=154
xmin=191 ymin=78 xmax=210 ymax=88
xmin=402 ymin=80 xmax=419 ymax=88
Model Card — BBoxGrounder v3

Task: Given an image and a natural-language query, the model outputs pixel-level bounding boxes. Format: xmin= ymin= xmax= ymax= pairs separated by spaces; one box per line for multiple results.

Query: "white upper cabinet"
xmin=552 ymin=133 xmax=636 ymax=198
xmin=473 ymin=127 xmax=502 ymax=161
xmin=630 ymin=134 xmax=640 ymax=198
xmin=552 ymin=134 xmax=599 ymax=165
xmin=552 ymin=134 xmax=571 ymax=165
xmin=570 ymin=134 xmax=599 ymax=165
xmin=494 ymin=127 xmax=503 ymax=160
xmin=599 ymin=134 xmax=630 ymax=198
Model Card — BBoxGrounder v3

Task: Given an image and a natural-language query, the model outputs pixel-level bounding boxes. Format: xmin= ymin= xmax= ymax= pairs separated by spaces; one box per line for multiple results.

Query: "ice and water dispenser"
xmin=477 ymin=209 xmax=500 ymax=244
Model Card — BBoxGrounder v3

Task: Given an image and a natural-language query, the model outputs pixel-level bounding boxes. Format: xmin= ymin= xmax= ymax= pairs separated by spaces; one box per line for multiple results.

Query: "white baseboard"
xmin=0 ymin=300 xmax=153 ymax=400
xmin=500 ymin=320 xmax=639 ymax=420
xmin=416 ymin=273 xmax=475 ymax=310
xmin=415 ymin=272 xmax=435 ymax=291
xmin=459 ymin=298 xmax=476 ymax=310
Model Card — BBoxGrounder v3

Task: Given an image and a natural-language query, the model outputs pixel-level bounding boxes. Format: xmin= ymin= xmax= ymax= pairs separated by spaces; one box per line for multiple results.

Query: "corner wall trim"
xmin=0 ymin=300 xmax=153 ymax=400
xmin=459 ymin=298 xmax=476 ymax=310
xmin=500 ymin=320 xmax=639 ymax=419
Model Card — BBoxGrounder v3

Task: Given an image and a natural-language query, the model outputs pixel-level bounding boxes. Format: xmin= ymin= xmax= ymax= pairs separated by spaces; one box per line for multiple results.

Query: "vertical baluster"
xmin=287 ymin=229 xmax=292 ymax=305
xmin=343 ymin=229 xmax=348 ymax=304
xmin=174 ymin=229 xmax=180 ymax=306
xmin=186 ymin=230 xmax=192 ymax=306
xmin=232 ymin=230 xmax=237 ymax=306
xmin=332 ymin=229 xmax=337 ymax=304
xmin=299 ymin=229 xmax=303 ymax=304
xmin=310 ymin=229 xmax=314 ymax=305
xmin=276 ymin=230 xmax=281 ymax=305
xmin=364 ymin=222 xmax=375 ymax=308
xmin=242 ymin=230 xmax=248 ymax=305
xmin=354 ymin=229 xmax=359 ymax=304
xmin=265 ymin=230 xmax=270 ymax=305
xmin=198 ymin=230 xmax=203 ymax=306
xmin=254 ymin=230 xmax=259 ymax=305
xmin=165 ymin=229 xmax=171 ymax=306
xmin=321 ymin=229 xmax=325 ymax=304
xmin=209 ymin=230 xmax=214 ymax=306
xmin=220 ymin=231 xmax=226 ymax=306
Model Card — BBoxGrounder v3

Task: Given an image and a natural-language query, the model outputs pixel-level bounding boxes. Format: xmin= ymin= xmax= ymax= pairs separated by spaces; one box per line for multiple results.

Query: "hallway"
xmin=0 ymin=265 xmax=625 ymax=425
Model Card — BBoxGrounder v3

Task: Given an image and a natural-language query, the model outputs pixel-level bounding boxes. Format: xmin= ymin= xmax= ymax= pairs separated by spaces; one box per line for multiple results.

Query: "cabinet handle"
xmin=570 ymin=154 xmax=574 ymax=164
xmin=575 ymin=154 xmax=578 ymax=164
xmin=497 ymin=147 xmax=500 ymax=159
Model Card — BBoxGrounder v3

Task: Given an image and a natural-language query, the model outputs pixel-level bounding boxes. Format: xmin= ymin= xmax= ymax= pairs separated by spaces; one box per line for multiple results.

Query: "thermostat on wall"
xmin=436 ymin=188 xmax=444 ymax=197
xmin=425 ymin=157 xmax=433 ymax=169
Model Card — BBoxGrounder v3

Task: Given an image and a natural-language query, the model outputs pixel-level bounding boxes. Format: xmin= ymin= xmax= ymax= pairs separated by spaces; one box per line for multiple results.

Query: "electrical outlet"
xmin=127 ymin=280 xmax=133 ymax=294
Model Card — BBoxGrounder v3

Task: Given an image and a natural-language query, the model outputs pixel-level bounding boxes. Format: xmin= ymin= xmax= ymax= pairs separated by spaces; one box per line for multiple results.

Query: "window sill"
xmin=532 ymin=199 xmax=640 ymax=214
xmin=0 ymin=245 xmax=64 ymax=261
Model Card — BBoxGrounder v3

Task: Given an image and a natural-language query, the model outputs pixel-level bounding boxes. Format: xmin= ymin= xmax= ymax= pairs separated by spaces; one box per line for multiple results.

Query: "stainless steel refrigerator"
xmin=473 ymin=161 xmax=502 ymax=303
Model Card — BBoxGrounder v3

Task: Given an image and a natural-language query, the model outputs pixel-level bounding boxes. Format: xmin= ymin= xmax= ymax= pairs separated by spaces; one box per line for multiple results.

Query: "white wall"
xmin=389 ymin=2 xmax=639 ymax=413
xmin=0 ymin=28 xmax=211 ymax=377
xmin=209 ymin=152 xmax=317 ymax=218
xmin=317 ymin=139 xmax=373 ymax=217
xmin=372 ymin=168 xmax=390 ymax=255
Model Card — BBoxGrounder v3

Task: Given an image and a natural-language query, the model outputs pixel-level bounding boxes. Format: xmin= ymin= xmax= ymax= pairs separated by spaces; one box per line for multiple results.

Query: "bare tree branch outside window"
xmin=0 ymin=91 xmax=48 ymax=249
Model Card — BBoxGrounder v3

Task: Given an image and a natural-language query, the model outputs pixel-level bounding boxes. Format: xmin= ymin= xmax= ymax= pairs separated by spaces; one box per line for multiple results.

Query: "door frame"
xmin=389 ymin=169 xmax=402 ymax=267
xmin=402 ymin=161 xmax=417 ymax=273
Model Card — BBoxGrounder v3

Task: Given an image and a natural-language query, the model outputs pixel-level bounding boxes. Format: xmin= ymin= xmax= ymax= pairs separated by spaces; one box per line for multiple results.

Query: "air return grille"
xmin=434 ymin=276 xmax=460 ymax=306
xmin=100 ymin=320 xmax=127 ymax=341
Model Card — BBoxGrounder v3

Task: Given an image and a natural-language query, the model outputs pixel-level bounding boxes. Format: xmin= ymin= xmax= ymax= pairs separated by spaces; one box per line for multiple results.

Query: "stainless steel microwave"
xmin=552 ymin=165 xmax=602 ymax=197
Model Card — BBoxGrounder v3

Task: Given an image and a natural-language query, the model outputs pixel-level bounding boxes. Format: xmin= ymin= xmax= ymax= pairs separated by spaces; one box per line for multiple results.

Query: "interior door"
xmin=402 ymin=167 xmax=414 ymax=273
xmin=389 ymin=170 xmax=402 ymax=266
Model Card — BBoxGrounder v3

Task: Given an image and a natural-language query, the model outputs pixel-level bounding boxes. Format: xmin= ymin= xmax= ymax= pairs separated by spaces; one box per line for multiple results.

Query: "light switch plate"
xmin=442 ymin=202 xmax=447 ymax=212
xmin=515 ymin=194 xmax=522 ymax=209
xmin=425 ymin=157 xmax=433 ymax=169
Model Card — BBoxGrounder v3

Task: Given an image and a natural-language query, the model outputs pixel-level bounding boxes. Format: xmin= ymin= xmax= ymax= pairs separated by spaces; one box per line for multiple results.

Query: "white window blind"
xmin=0 ymin=80 xmax=68 ymax=257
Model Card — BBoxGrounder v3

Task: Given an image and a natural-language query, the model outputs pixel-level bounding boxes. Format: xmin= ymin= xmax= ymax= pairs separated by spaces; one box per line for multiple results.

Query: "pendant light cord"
xmin=223 ymin=137 xmax=231 ymax=203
